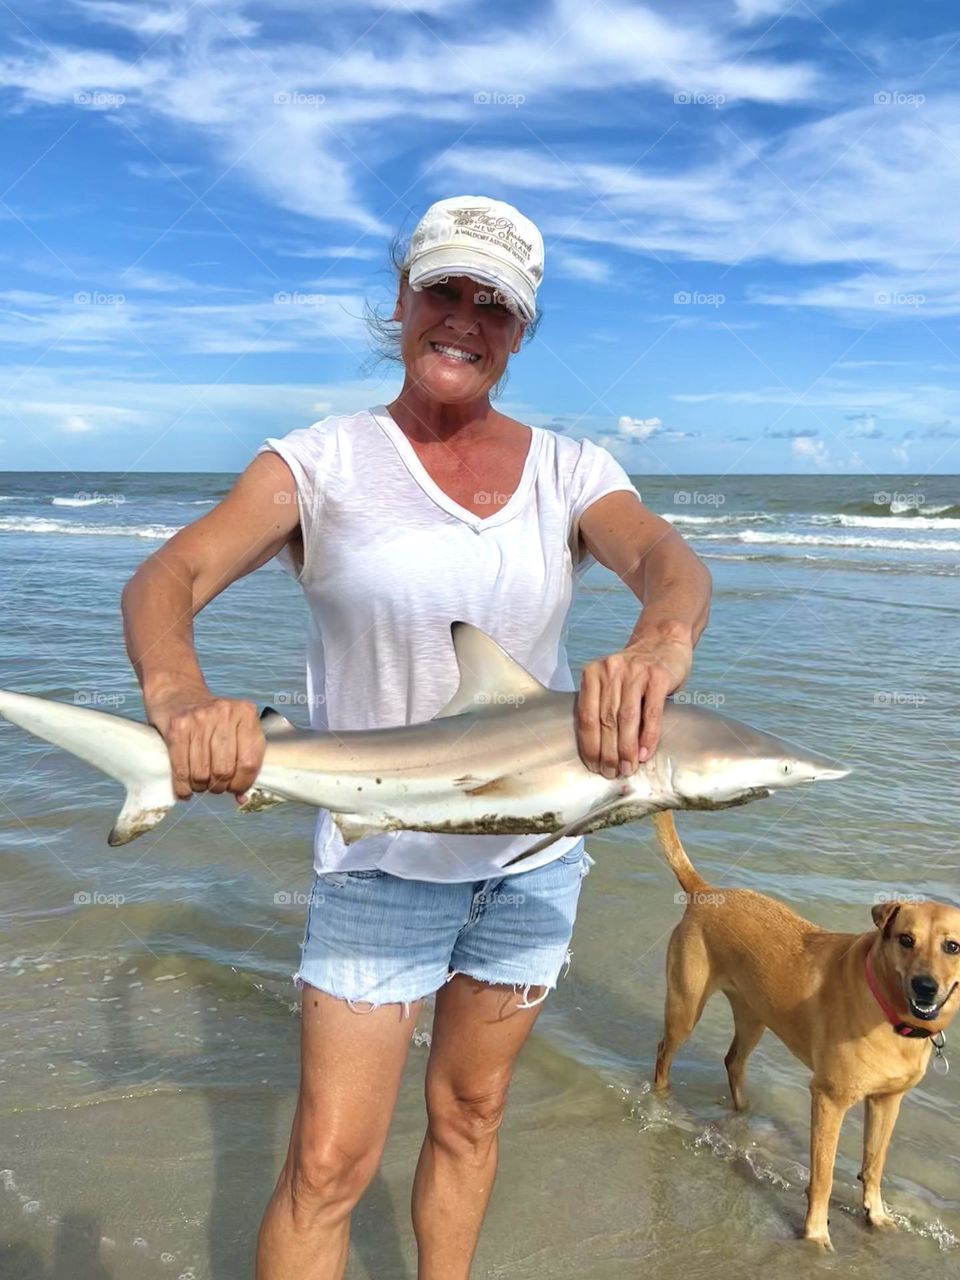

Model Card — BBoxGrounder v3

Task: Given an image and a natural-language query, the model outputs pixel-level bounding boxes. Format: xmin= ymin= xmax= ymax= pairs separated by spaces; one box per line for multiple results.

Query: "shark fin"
xmin=233 ymin=707 xmax=298 ymax=813
xmin=108 ymin=784 xmax=177 ymax=846
xmin=502 ymin=794 xmax=625 ymax=867
xmin=332 ymin=812 xmax=388 ymax=844
xmin=433 ymin=622 xmax=551 ymax=719
xmin=260 ymin=706 xmax=298 ymax=738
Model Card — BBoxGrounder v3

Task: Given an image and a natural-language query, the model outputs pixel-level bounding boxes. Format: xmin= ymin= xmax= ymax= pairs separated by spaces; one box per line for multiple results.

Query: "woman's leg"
xmin=256 ymin=983 xmax=423 ymax=1280
xmin=412 ymin=974 xmax=545 ymax=1280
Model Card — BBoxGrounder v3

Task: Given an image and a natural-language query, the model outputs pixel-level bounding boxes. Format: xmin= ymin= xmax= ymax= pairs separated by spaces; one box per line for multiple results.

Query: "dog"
xmin=650 ymin=811 xmax=960 ymax=1250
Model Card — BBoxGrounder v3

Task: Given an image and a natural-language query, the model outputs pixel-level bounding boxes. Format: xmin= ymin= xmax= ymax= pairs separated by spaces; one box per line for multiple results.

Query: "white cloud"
xmin=791 ymin=434 xmax=832 ymax=468
xmin=551 ymin=249 xmax=611 ymax=283
xmin=617 ymin=414 xmax=663 ymax=440
xmin=63 ymin=413 xmax=94 ymax=432
xmin=846 ymin=412 xmax=880 ymax=437
xmin=435 ymin=94 xmax=960 ymax=313
xmin=0 ymin=287 xmax=370 ymax=355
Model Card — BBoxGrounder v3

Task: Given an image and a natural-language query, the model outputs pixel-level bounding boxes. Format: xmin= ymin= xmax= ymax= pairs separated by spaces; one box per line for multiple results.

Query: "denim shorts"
xmin=293 ymin=842 xmax=593 ymax=1014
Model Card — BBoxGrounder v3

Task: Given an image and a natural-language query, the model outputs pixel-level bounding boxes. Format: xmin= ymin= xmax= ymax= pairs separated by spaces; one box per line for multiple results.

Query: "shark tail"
xmin=0 ymin=688 xmax=176 ymax=846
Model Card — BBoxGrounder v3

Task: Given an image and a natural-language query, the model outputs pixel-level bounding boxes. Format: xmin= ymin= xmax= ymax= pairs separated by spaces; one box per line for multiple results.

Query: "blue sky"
xmin=1 ymin=0 xmax=959 ymax=474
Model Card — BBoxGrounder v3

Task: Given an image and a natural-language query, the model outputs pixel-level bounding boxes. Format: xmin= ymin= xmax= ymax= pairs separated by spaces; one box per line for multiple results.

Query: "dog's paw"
xmin=802 ymin=1228 xmax=834 ymax=1251
xmin=866 ymin=1208 xmax=898 ymax=1231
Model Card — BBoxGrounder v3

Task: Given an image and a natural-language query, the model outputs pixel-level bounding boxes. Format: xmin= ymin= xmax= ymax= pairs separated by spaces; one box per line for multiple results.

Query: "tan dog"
xmin=651 ymin=811 xmax=960 ymax=1250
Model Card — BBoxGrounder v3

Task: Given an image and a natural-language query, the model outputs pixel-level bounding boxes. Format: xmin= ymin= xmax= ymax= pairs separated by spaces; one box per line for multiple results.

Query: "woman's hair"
xmin=361 ymin=233 xmax=542 ymax=399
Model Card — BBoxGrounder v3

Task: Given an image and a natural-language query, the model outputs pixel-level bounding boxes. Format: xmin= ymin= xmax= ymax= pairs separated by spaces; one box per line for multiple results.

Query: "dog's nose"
xmin=911 ymin=974 xmax=939 ymax=1001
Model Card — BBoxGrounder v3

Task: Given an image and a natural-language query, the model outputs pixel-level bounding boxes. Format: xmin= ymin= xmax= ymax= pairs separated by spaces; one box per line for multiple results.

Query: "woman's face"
xmin=393 ymin=275 xmax=525 ymax=404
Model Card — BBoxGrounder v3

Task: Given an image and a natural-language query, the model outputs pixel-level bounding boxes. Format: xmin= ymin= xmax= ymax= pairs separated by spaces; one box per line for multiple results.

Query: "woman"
xmin=121 ymin=194 xmax=711 ymax=1279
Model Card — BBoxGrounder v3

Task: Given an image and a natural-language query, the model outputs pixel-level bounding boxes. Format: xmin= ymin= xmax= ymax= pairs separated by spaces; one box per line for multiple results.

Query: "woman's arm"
xmin=575 ymin=490 xmax=712 ymax=778
xmin=121 ymin=449 xmax=301 ymax=800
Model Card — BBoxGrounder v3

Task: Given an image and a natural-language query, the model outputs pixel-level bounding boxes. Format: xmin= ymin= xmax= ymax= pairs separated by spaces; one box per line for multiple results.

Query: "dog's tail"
xmin=652 ymin=811 xmax=708 ymax=894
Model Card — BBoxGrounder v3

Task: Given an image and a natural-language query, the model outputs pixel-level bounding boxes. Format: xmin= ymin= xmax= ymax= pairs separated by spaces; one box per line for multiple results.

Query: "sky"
xmin=1 ymin=0 xmax=959 ymax=474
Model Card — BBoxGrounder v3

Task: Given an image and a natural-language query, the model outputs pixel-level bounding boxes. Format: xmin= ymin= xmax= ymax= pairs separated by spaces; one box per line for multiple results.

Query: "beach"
xmin=1 ymin=469 xmax=958 ymax=1278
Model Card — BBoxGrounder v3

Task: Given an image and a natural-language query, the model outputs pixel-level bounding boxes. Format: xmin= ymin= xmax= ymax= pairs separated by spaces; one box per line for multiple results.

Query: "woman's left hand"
xmin=576 ymin=634 xmax=693 ymax=779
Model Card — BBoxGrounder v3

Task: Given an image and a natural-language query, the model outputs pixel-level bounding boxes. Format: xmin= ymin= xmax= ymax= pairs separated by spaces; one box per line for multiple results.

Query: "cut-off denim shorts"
xmin=293 ymin=842 xmax=594 ymax=1015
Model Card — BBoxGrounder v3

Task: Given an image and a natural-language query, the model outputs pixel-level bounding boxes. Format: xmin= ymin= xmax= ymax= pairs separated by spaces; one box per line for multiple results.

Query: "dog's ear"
xmin=872 ymin=901 xmax=902 ymax=937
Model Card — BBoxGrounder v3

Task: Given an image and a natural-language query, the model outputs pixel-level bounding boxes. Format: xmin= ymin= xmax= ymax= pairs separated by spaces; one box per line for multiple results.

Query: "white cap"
xmin=406 ymin=195 xmax=544 ymax=323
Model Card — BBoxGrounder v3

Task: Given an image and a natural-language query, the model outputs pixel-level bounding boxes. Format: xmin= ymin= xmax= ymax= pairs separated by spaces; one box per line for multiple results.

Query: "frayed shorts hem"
xmin=293 ymin=949 xmax=573 ymax=1018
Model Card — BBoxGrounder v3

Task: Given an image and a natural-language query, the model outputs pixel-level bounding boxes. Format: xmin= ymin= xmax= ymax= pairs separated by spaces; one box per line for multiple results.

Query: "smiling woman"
xmin=120 ymin=193 xmax=712 ymax=1280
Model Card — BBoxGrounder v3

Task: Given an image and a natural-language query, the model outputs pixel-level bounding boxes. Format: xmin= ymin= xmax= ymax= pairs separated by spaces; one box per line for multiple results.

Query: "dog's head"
xmin=871 ymin=899 xmax=960 ymax=1027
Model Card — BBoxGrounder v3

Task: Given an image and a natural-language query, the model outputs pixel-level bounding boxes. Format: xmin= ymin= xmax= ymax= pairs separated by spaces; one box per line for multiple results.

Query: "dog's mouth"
xmin=907 ymin=996 xmax=942 ymax=1021
xmin=906 ymin=981 xmax=958 ymax=1022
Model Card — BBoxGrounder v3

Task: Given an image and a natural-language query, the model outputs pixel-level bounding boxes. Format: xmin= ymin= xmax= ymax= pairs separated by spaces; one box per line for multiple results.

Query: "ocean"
xmin=1 ymin=470 xmax=958 ymax=1278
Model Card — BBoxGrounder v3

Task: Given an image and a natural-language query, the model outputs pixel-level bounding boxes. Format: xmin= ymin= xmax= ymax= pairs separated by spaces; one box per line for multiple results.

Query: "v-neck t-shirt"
xmin=256 ymin=404 xmax=642 ymax=882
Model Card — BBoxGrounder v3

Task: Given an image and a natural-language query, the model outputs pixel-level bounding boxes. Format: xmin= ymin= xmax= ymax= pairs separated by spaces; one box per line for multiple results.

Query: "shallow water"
xmin=1 ymin=471 xmax=958 ymax=1277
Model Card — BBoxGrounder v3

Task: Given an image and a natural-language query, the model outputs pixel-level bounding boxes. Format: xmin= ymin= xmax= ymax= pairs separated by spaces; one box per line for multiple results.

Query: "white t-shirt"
xmin=257 ymin=404 xmax=641 ymax=882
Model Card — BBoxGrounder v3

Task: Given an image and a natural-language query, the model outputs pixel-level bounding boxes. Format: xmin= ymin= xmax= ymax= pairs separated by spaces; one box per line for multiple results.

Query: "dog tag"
xmin=931 ymin=1032 xmax=949 ymax=1076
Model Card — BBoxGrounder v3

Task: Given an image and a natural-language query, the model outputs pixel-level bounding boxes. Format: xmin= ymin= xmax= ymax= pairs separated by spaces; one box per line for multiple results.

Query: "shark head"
xmin=660 ymin=702 xmax=850 ymax=810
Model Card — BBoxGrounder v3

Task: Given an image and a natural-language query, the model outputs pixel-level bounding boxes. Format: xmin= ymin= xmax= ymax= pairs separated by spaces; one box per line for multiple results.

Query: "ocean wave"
xmin=696 ymin=530 xmax=960 ymax=553
xmin=50 ymin=496 xmax=125 ymax=508
xmin=816 ymin=514 xmax=960 ymax=531
xmin=700 ymin=551 xmax=960 ymax=577
xmin=0 ymin=516 xmax=178 ymax=539
xmin=663 ymin=512 xmax=774 ymax=526
xmin=843 ymin=499 xmax=960 ymax=520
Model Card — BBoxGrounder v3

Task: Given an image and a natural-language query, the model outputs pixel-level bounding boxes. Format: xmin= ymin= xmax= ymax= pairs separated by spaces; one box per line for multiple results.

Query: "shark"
xmin=0 ymin=622 xmax=849 ymax=864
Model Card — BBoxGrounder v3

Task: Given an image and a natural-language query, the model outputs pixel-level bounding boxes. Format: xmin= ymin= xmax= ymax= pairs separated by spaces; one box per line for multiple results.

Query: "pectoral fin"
xmin=503 ymin=795 xmax=624 ymax=867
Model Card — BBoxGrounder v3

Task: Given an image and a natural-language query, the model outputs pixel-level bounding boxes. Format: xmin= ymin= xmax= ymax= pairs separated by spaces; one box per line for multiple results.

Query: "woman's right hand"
xmin=147 ymin=687 xmax=266 ymax=802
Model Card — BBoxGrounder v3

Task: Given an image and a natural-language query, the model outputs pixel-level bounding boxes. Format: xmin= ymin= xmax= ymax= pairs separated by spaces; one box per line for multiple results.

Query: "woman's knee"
xmin=282 ymin=1135 xmax=382 ymax=1228
xmin=425 ymin=1079 xmax=510 ymax=1157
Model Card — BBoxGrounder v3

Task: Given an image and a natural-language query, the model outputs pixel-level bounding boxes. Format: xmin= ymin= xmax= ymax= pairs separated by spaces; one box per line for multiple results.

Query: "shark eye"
xmin=898 ymin=933 xmax=915 ymax=949
xmin=779 ymin=760 xmax=793 ymax=776
xmin=944 ymin=939 xmax=960 ymax=955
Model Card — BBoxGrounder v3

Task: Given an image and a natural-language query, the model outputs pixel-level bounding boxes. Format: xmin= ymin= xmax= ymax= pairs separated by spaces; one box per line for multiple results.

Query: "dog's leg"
xmin=859 ymin=1092 xmax=904 ymax=1229
xmin=654 ymin=927 xmax=712 ymax=1091
xmin=803 ymin=1085 xmax=849 ymax=1250
xmin=723 ymin=995 xmax=765 ymax=1111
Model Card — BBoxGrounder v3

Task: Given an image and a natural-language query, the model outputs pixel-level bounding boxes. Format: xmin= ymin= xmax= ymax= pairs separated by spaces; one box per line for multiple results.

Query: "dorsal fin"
xmin=433 ymin=622 xmax=550 ymax=719
xmin=260 ymin=706 xmax=298 ymax=738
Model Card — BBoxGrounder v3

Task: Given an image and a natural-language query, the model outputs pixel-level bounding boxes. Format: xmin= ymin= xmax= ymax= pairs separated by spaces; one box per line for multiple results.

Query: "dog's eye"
xmin=944 ymin=939 xmax=960 ymax=956
xmin=898 ymin=933 xmax=915 ymax=949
